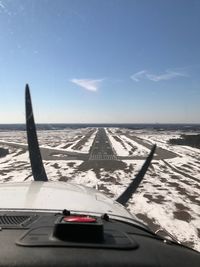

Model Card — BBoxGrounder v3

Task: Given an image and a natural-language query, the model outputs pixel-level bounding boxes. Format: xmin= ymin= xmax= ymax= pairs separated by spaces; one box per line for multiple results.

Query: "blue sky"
xmin=0 ymin=0 xmax=200 ymax=123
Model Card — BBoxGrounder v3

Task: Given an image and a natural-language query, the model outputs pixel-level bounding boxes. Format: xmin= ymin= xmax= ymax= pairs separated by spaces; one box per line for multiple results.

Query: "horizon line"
xmin=0 ymin=122 xmax=200 ymax=125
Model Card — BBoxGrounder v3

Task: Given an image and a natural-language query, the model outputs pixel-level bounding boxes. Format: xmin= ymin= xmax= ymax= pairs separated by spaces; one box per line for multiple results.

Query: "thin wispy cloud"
xmin=131 ymin=70 xmax=147 ymax=82
xmin=70 ymin=78 xmax=103 ymax=92
xmin=0 ymin=1 xmax=5 ymax=10
xmin=131 ymin=70 xmax=187 ymax=82
xmin=0 ymin=1 xmax=11 ymax=16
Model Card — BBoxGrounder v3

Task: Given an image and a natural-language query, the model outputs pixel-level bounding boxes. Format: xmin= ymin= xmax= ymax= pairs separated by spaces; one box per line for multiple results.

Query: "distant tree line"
xmin=169 ymin=134 xmax=200 ymax=149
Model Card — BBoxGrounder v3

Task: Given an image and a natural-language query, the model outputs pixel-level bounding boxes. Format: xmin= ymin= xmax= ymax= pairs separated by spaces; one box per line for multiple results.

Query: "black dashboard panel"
xmin=0 ymin=211 xmax=199 ymax=267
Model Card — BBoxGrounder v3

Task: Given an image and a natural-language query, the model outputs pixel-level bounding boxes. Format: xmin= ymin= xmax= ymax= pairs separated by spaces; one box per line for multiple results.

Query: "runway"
xmin=89 ymin=128 xmax=117 ymax=161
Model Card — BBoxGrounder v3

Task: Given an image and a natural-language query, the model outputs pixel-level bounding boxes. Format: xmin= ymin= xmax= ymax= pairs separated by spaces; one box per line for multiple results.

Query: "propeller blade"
xmin=25 ymin=84 xmax=48 ymax=181
xmin=116 ymin=144 xmax=156 ymax=206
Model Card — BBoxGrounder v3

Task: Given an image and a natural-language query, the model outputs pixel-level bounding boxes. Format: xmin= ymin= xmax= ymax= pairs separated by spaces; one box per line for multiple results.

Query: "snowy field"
xmin=0 ymin=127 xmax=200 ymax=252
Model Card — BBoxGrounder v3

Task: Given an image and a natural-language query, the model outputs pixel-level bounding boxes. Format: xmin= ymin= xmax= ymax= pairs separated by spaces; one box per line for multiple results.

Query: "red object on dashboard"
xmin=63 ymin=216 xmax=96 ymax=223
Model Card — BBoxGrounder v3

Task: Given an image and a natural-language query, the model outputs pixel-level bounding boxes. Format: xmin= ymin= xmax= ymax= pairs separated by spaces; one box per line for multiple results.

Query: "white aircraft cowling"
xmin=0 ymin=181 xmax=135 ymax=220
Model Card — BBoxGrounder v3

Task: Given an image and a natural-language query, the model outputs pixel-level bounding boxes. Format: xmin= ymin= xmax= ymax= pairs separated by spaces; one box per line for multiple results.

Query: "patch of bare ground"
xmin=3 ymin=176 xmax=13 ymax=182
xmin=187 ymin=195 xmax=200 ymax=206
xmin=149 ymin=165 xmax=155 ymax=172
xmin=168 ymin=181 xmax=179 ymax=187
xmin=52 ymin=163 xmax=60 ymax=169
xmin=56 ymin=170 xmax=63 ymax=176
xmin=62 ymin=168 xmax=69 ymax=171
xmin=150 ymin=173 xmax=157 ymax=178
xmin=153 ymin=184 xmax=162 ymax=188
xmin=13 ymin=162 xmax=28 ymax=168
xmin=160 ymin=177 xmax=168 ymax=183
xmin=67 ymin=162 xmax=76 ymax=168
xmin=15 ymin=149 xmax=26 ymax=156
xmin=173 ymin=204 xmax=196 ymax=234
xmin=58 ymin=176 xmax=70 ymax=182
xmin=17 ymin=166 xmax=30 ymax=172
xmin=1 ymin=168 xmax=16 ymax=175
xmin=181 ymin=179 xmax=197 ymax=187
xmin=136 ymin=213 xmax=160 ymax=232
xmin=173 ymin=211 xmax=192 ymax=222
xmin=158 ymin=188 xmax=168 ymax=191
xmin=143 ymin=193 xmax=165 ymax=204
xmin=129 ymin=148 xmax=136 ymax=155
xmin=167 ymin=174 xmax=200 ymax=189
xmin=124 ymin=164 xmax=134 ymax=174
xmin=153 ymin=161 xmax=159 ymax=165
xmin=197 ymin=229 xmax=200 ymax=238
xmin=172 ymin=185 xmax=200 ymax=206
xmin=98 ymin=184 xmax=114 ymax=197
xmin=100 ymin=175 xmax=121 ymax=185
xmin=0 ymin=159 xmax=10 ymax=164
xmin=195 ymin=184 xmax=200 ymax=190
xmin=175 ymin=203 xmax=188 ymax=210
xmin=160 ymin=165 xmax=168 ymax=171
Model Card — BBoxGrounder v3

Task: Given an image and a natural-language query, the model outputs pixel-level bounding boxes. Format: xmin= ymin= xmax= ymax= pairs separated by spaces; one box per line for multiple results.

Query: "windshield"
xmin=0 ymin=0 xmax=200 ymax=252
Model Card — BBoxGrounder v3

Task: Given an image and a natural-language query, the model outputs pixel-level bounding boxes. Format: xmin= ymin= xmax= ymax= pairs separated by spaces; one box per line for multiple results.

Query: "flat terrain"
xmin=0 ymin=127 xmax=200 ymax=251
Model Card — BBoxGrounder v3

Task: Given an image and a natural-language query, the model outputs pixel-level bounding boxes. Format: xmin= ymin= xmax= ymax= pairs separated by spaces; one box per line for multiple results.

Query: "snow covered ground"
xmin=0 ymin=127 xmax=199 ymax=251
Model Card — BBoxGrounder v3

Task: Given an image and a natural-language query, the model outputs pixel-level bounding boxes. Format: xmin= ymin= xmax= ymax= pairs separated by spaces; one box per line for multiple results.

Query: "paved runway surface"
xmin=89 ymin=128 xmax=117 ymax=160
